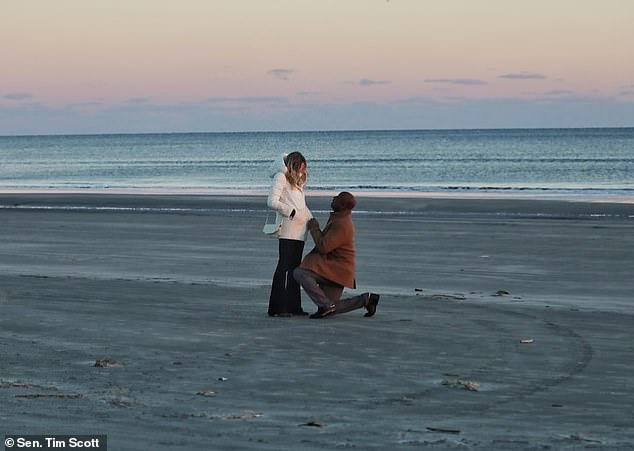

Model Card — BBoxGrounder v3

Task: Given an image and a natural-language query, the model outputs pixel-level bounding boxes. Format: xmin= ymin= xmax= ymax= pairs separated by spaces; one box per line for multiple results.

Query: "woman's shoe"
xmin=269 ymin=312 xmax=292 ymax=317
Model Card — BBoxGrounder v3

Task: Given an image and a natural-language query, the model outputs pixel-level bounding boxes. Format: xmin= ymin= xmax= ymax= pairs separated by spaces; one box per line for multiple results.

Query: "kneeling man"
xmin=293 ymin=191 xmax=379 ymax=319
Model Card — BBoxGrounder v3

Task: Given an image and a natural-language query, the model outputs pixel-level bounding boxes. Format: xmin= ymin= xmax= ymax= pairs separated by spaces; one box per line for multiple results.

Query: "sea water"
xmin=1 ymin=128 xmax=633 ymax=198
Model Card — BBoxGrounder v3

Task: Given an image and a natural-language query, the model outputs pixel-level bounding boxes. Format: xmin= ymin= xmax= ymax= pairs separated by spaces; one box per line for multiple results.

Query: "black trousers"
xmin=268 ymin=239 xmax=305 ymax=315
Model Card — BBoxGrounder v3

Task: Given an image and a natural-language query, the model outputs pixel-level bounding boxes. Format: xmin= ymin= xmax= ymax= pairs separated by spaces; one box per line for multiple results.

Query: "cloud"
xmin=358 ymin=79 xmax=391 ymax=86
xmin=297 ymin=91 xmax=324 ymax=96
xmin=498 ymin=72 xmax=547 ymax=80
xmin=2 ymin=94 xmax=633 ymax=135
xmin=424 ymin=79 xmax=488 ymax=86
xmin=127 ymin=97 xmax=151 ymax=104
xmin=619 ymin=85 xmax=634 ymax=96
xmin=542 ymin=90 xmax=576 ymax=96
xmin=268 ymin=69 xmax=295 ymax=80
xmin=3 ymin=92 xmax=33 ymax=101
xmin=395 ymin=96 xmax=438 ymax=105
xmin=63 ymin=102 xmax=104 ymax=113
xmin=205 ymin=96 xmax=289 ymax=104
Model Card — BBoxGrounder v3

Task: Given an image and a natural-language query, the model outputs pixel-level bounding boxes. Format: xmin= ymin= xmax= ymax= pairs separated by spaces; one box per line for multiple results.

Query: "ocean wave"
xmin=1 ymin=203 xmax=632 ymax=221
xmin=310 ymin=184 xmax=634 ymax=194
xmin=0 ymin=204 xmax=256 ymax=214
xmin=5 ymin=156 xmax=634 ymax=167
xmin=1 ymin=183 xmax=633 ymax=195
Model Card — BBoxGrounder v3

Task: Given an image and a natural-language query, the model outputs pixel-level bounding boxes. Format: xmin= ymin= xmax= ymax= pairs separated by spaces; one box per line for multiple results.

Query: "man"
xmin=293 ymin=192 xmax=380 ymax=319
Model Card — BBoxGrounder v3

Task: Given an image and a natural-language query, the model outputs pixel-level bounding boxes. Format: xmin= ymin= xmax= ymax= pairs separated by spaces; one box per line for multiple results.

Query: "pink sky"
xmin=1 ymin=0 xmax=633 ymax=134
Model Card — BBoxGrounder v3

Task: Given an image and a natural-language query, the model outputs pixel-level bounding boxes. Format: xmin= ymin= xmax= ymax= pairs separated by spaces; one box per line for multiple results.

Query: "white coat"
xmin=267 ymin=155 xmax=313 ymax=241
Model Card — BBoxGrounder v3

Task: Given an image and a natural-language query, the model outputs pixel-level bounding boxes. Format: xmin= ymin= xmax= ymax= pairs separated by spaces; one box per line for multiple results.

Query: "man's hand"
xmin=307 ymin=218 xmax=320 ymax=231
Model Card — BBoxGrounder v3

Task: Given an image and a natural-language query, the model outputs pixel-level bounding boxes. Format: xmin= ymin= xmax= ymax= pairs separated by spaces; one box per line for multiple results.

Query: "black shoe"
xmin=309 ymin=304 xmax=336 ymax=319
xmin=364 ymin=293 xmax=380 ymax=317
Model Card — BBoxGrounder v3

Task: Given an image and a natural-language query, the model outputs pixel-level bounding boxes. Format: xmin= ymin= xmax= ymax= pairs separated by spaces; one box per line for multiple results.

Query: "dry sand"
xmin=1 ymin=194 xmax=633 ymax=450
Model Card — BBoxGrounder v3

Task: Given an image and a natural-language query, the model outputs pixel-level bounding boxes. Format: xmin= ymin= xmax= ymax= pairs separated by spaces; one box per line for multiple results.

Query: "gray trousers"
xmin=293 ymin=267 xmax=369 ymax=314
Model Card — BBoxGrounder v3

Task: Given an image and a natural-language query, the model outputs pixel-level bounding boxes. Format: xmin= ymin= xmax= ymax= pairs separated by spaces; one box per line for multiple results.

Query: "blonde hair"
xmin=284 ymin=152 xmax=307 ymax=188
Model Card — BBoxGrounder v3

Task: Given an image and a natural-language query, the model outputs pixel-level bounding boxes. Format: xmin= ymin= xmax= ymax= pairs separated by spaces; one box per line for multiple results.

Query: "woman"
xmin=267 ymin=152 xmax=312 ymax=317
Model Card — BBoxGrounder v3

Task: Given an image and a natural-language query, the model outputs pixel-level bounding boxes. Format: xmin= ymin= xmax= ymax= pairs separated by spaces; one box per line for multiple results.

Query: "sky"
xmin=1 ymin=0 xmax=633 ymax=135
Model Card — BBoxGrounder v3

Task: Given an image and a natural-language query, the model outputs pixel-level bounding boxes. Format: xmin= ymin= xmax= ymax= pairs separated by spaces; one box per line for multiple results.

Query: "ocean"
xmin=1 ymin=128 xmax=633 ymax=199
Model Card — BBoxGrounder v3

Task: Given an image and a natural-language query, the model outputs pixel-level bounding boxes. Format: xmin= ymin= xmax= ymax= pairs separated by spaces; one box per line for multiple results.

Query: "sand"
xmin=1 ymin=194 xmax=633 ymax=450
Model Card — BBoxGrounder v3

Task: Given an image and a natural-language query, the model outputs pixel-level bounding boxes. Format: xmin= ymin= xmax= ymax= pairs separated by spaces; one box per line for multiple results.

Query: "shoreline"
xmin=1 ymin=193 xmax=633 ymax=223
xmin=0 ymin=187 xmax=633 ymax=204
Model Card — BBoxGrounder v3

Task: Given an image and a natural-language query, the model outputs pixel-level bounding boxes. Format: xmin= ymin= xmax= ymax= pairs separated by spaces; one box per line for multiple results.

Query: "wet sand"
xmin=1 ymin=194 xmax=633 ymax=450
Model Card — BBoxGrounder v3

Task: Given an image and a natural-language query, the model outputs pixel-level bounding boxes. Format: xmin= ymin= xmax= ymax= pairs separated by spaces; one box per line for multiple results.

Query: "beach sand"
xmin=1 ymin=194 xmax=633 ymax=450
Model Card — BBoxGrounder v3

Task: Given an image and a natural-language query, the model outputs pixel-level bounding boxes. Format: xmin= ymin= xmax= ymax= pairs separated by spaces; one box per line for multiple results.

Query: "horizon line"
xmin=2 ymin=125 xmax=633 ymax=139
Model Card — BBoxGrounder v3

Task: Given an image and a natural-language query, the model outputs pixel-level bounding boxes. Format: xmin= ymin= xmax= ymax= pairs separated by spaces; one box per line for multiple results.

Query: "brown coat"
xmin=300 ymin=210 xmax=356 ymax=288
